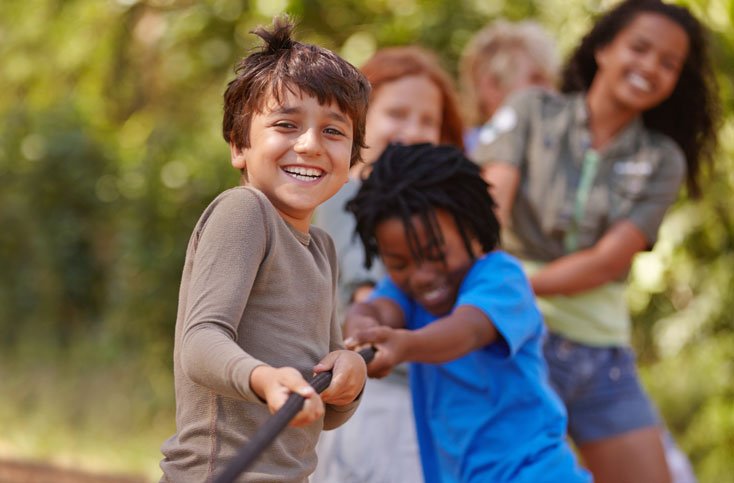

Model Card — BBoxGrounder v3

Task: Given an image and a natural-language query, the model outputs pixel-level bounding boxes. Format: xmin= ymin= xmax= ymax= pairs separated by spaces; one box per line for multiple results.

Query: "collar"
xmin=571 ymin=92 xmax=645 ymax=157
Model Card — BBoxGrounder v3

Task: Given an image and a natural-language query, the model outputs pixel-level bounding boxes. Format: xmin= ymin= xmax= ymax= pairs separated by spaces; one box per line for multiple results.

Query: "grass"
xmin=0 ymin=336 xmax=175 ymax=482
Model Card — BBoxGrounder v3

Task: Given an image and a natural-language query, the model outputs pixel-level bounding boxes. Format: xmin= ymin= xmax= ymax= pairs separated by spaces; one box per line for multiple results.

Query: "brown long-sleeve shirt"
xmin=160 ymin=186 xmax=358 ymax=482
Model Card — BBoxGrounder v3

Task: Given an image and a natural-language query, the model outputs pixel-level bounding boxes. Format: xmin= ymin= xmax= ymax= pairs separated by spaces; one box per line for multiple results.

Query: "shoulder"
xmin=310 ymin=225 xmax=339 ymax=272
xmin=478 ymin=88 xmax=569 ymax=147
xmin=310 ymin=225 xmax=336 ymax=252
xmin=503 ymin=87 xmax=568 ymax=116
xmin=644 ymin=130 xmax=686 ymax=175
xmin=189 ymin=187 xmax=272 ymax=259
xmin=207 ymin=186 xmax=268 ymax=216
xmin=460 ymin=251 xmax=535 ymax=303
xmin=196 ymin=187 xmax=275 ymax=239
xmin=471 ymin=250 xmax=526 ymax=278
xmin=458 ymin=252 xmax=542 ymax=348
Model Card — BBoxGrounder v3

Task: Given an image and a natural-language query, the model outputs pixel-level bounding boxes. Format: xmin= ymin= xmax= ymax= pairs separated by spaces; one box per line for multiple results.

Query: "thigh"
xmin=579 ymin=426 xmax=670 ymax=483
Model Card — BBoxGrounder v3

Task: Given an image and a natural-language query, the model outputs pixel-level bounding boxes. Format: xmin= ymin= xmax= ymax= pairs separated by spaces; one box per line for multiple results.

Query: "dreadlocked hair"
xmin=347 ymin=143 xmax=500 ymax=270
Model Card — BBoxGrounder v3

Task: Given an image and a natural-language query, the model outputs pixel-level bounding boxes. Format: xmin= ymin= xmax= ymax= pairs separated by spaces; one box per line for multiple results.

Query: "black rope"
xmin=214 ymin=346 xmax=376 ymax=483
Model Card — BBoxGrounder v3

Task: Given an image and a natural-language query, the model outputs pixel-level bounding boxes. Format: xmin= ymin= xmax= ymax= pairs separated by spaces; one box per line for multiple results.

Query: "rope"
xmin=214 ymin=346 xmax=376 ymax=483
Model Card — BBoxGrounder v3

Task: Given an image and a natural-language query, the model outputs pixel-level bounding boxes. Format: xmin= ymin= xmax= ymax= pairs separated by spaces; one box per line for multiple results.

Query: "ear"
xmin=478 ymin=74 xmax=504 ymax=120
xmin=594 ymin=45 xmax=610 ymax=70
xmin=230 ymin=141 xmax=247 ymax=170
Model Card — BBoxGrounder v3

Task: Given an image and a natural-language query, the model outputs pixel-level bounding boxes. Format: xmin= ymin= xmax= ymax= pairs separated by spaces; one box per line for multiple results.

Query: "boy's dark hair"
xmin=561 ymin=0 xmax=719 ymax=197
xmin=222 ymin=16 xmax=371 ymax=167
xmin=347 ymin=143 xmax=500 ymax=269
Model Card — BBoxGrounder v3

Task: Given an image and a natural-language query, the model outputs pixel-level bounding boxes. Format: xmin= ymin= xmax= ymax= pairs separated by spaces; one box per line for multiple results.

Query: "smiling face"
xmin=231 ymin=89 xmax=353 ymax=232
xmin=361 ymin=75 xmax=443 ymax=167
xmin=375 ymin=209 xmax=481 ymax=316
xmin=593 ymin=12 xmax=689 ymax=114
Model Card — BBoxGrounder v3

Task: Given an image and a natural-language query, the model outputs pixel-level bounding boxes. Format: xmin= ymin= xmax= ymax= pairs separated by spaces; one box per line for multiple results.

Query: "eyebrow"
xmin=380 ymin=251 xmax=406 ymax=259
xmin=633 ymin=35 xmax=686 ymax=63
xmin=270 ymin=105 xmax=351 ymax=125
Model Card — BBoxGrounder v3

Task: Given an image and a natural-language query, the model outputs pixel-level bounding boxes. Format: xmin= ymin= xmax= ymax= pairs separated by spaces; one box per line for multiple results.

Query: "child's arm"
xmin=344 ymin=297 xmax=406 ymax=334
xmin=249 ymin=365 xmax=325 ymax=427
xmin=347 ymin=305 xmax=498 ymax=377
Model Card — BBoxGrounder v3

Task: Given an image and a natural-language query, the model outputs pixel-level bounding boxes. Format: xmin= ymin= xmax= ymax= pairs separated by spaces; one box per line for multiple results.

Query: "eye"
xmin=421 ymin=115 xmax=440 ymax=129
xmin=629 ymin=40 xmax=648 ymax=53
xmin=385 ymin=259 xmax=407 ymax=270
xmin=660 ymin=56 xmax=682 ymax=72
xmin=383 ymin=256 xmax=409 ymax=272
xmin=425 ymin=251 xmax=445 ymax=263
xmin=386 ymin=107 xmax=408 ymax=120
xmin=324 ymin=127 xmax=346 ymax=137
xmin=273 ymin=121 xmax=297 ymax=130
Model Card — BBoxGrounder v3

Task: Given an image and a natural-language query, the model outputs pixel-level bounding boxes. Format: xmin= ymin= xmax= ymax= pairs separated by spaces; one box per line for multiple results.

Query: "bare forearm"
xmin=531 ymin=249 xmax=621 ymax=296
xmin=399 ymin=307 xmax=497 ymax=364
xmin=347 ymin=299 xmax=404 ymax=329
xmin=532 ymin=220 xmax=647 ymax=296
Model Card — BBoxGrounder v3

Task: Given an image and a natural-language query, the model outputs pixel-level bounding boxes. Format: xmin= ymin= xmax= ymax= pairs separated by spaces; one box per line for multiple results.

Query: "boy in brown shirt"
xmin=160 ymin=17 xmax=370 ymax=483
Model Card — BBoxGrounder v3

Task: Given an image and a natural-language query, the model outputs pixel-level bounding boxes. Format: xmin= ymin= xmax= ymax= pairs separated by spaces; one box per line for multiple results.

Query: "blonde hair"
xmin=460 ymin=20 xmax=559 ymax=125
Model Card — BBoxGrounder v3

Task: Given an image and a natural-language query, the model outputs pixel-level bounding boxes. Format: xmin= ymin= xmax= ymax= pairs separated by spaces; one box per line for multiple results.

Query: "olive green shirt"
xmin=474 ymin=89 xmax=685 ymax=345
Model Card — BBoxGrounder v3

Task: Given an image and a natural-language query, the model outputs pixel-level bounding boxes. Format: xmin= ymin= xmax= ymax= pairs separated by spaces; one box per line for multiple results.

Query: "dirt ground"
xmin=0 ymin=459 xmax=146 ymax=483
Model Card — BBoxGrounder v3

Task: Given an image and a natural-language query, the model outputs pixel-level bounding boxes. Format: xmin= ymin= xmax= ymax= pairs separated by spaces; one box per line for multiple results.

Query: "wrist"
xmin=249 ymin=364 xmax=273 ymax=402
xmin=393 ymin=329 xmax=413 ymax=364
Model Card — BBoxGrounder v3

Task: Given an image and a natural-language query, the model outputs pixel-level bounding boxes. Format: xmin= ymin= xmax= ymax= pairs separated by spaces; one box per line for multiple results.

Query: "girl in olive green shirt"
xmin=476 ymin=1 xmax=719 ymax=482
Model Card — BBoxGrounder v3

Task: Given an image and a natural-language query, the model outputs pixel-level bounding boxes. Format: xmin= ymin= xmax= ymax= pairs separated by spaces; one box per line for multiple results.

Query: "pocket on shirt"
xmin=611 ymin=172 xmax=648 ymax=201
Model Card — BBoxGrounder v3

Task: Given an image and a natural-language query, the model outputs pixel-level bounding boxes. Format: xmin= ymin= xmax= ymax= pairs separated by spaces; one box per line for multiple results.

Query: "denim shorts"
xmin=543 ymin=332 xmax=660 ymax=444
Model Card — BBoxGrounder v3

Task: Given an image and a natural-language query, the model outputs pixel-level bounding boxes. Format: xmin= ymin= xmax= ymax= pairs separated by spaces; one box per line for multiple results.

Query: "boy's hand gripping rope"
xmin=214 ymin=346 xmax=376 ymax=483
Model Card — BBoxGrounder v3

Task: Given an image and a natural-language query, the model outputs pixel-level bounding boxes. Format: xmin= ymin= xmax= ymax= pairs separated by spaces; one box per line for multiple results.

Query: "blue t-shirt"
xmin=372 ymin=251 xmax=590 ymax=483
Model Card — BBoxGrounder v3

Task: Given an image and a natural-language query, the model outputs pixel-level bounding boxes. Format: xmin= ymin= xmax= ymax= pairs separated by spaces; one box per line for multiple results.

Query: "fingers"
xmin=365 ymin=350 xmax=394 ymax=378
xmin=290 ymin=390 xmax=324 ymax=427
xmin=264 ymin=367 xmax=324 ymax=427
xmin=344 ymin=326 xmax=387 ymax=349
xmin=317 ymin=350 xmax=367 ymax=406
xmin=312 ymin=350 xmax=340 ymax=373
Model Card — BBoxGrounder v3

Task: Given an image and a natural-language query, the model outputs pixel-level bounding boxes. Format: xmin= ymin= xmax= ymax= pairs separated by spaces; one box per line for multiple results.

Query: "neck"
xmin=585 ymin=81 xmax=639 ymax=150
xmin=279 ymin=211 xmax=310 ymax=234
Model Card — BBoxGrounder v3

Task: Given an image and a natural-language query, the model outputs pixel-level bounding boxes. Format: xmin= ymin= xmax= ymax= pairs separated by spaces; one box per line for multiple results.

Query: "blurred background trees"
xmin=0 ymin=0 xmax=731 ymax=480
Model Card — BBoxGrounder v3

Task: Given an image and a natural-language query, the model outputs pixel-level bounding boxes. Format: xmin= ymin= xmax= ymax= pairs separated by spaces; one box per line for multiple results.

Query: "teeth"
xmin=422 ymin=287 xmax=445 ymax=302
xmin=627 ymin=73 xmax=651 ymax=92
xmin=283 ymin=166 xmax=323 ymax=180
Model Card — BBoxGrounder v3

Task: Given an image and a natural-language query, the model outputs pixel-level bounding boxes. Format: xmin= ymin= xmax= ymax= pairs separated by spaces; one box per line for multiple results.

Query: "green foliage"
xmin=0 ymin=0 xmax=732 ymax=480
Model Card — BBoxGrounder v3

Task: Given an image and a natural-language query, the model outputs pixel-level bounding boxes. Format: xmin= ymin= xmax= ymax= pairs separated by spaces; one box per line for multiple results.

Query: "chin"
xmin=617 ymin=90 xmax=661 ymax=112
xmin=424 ymin=302 xmax=453 ymax=317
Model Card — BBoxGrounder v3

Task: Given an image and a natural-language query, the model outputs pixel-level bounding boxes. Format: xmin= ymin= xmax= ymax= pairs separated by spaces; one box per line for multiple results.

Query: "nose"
xmin=294 ymin=128 xmax=323 ymax=157
xmin=638 ymin=52 xmax=658 ymax=75
xmin=409 ymin=262 xmax=436 ymax=292
xmin=396 ymin=118 xmax=432 ymax=145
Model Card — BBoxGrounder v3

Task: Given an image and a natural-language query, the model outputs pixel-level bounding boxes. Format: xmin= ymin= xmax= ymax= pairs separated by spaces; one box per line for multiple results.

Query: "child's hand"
xmin=343 ymin=313 xmax=381 ymax=342
xmin=346 ymin=326 xmax=409 ymax=379
xmin=313 ymin=350 xmax=367 ymax=407
xmin=249 ymin=365 xmax=324 ymax=427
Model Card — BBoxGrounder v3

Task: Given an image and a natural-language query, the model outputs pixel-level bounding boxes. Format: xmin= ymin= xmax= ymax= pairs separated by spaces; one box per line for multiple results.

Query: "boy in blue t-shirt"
xmin=344 ymin=143 xmax=590 ymax=483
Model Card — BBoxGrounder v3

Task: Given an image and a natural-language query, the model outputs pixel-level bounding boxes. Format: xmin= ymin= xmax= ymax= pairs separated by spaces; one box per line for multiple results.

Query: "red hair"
xmin=360 ymin=46 xmax=464 ymax=150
